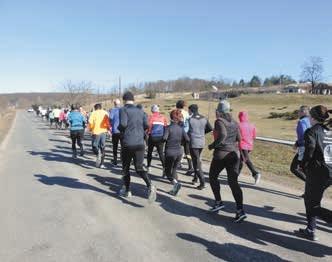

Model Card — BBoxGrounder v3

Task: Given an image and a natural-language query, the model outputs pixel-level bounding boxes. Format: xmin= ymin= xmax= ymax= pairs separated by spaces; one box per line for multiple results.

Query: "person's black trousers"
xmin=304 ymin=168 xmax=330 ymax=231
xmin=70 ymin=129 xmax=84 ymax=153
xmin=165 ymin=153 xmax=182 ymax=183
xmin=290 ymin=154 xmax=306 ymax=182
xmin=209 ymin=151 xmax=243 ymax=210
xmin=183 ymin=141 xmax=193 ymax=170
xmin=122 ymin=145 xmax=151 ymax=191
xmin=112 ymin=133 xmax=122 ymax=163
xmin=147 ymin=136 xmax=165 ymax=168
xmin=239 ymin=150 xmax=258 ymax=177
xmin=190 ymin=148 xmax=204 ymax=185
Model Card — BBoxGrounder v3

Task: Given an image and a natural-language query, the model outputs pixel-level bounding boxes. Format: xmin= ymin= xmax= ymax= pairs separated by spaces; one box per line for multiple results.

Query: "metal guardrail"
xmin=256 ymin=136 xmax=294 ymax=146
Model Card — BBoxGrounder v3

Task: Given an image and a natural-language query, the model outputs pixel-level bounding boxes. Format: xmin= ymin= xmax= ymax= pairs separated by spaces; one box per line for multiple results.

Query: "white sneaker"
xmin=254 ymin=173 xmax=261 ymax=185
xmin=119 ymin=186 xmax=132 ymax=198
xmin=100 ymin=164 xmax=106 ymax=169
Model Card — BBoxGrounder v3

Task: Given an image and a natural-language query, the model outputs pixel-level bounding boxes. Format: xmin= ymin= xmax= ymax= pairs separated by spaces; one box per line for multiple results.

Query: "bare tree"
xmin=61 ymin=80 xmax=93 ymax=107
xmin=301 ymin=56 xmax=324 ymax=90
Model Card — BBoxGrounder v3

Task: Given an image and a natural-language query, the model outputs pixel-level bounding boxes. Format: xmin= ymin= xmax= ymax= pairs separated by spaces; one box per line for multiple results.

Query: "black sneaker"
xmin=192 ymin=177 xmax=198 ymax=185
xmin=196 ymin=184 xmax=205 ymax=190
xmin=111 ymin=160 xmax=118 ymax=167
xmin=296 ymin=228 xmax=318 ymax=241
xmin=170 ymin=182 xmax=182 ymax=196
xmin=234 ymin=209 xmax=247 ymax=223
xmin=185 ymin=169 xmax=194 ymax=176
xmin=209 ymin=201 xmax=225 ymax=212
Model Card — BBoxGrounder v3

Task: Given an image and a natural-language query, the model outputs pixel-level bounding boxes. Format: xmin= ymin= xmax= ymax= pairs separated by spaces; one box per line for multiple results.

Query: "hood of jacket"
xmin=239 ymin=111 xmax=249 ymax=122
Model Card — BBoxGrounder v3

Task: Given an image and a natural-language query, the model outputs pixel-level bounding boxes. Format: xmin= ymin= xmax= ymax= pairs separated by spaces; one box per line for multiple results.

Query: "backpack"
xmin=150 ymin=121 xmax=165 ymax=137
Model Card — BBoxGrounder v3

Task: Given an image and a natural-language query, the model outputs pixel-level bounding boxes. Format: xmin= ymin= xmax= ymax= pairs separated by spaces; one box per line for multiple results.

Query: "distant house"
xmin=283 ymin=85 xmax=307 ymax=94
xmin=192 ymin=92 xmax=200 ymax=100
xmin=311 ymin=83 xmax=332 ymax=95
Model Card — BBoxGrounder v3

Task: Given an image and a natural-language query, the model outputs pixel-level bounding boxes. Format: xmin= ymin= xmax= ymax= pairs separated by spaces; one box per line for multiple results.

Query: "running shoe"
xmin=234 ymin=209 xmax=247 ymax=223
xmin=72 ymin=152 xmax=77 ymax=159
xmin=118 ymin=186 xmax=132 ymax=198
xmin=192 ymin=177 xmax=198 ymax=185
xmin=100 ymin=164 xmax=106 ymax=169
xmin=147 ymin=185 xmax=157 ymax=203
xmin=170 ymin=182 xmax=182 ymax=196
xmin=295 ymin=228 xmax=318 ymax=241
xmin=96 ymin=154 xmax=101 ymax=167
xmin=196 ymin=184 xmax=205 ymax=190
xmin=209 ymin=201 xmax=225 ymax=212
xmin=111 ymin=160 xmax=118 ymax=167
xmin=185 ymin=169 xmax=194 ymax=176
xmin=254 ymin=173 xmax=261 ymax=185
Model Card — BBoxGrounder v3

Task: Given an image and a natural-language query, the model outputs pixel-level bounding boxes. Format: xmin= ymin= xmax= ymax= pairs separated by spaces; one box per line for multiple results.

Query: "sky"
xmin=0 ymin=0 xmax=331 ymax=93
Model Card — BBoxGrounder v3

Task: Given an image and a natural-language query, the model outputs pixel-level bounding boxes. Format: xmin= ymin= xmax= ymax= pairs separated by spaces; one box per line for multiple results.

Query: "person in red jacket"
xmin=146 ymin=105 xmax=168 ymax=175
xmin=238 ymin=111 xmax=261 ymax=185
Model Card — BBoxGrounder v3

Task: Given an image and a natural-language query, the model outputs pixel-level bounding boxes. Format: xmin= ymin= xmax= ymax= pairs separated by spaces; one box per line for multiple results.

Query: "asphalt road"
xmin=0 ymin=111 xmax=331 ymax=262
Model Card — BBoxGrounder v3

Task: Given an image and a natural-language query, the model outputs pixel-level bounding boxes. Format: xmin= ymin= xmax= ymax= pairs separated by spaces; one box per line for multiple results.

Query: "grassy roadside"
xmin=0 ymin=110 xmax=16 ymax=145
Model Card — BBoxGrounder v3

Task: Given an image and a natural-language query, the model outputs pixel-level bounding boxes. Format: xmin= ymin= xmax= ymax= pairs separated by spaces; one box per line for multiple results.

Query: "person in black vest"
xmin=118 ymin=91 xmax=156 ymax=203
xmin=296 ymin=105 xmax=332 ymax=241
xmin=208 ymin=100 xmax=247 ymax=223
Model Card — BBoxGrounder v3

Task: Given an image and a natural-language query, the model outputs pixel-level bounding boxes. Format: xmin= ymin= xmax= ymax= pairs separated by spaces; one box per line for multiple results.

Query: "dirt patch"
xmin=0 ymin=110 xmax=16 ymax=145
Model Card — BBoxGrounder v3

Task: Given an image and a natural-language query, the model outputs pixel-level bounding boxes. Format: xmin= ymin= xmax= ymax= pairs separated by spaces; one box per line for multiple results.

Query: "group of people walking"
xmin=40 ymin=91 xmax=331 ymax=240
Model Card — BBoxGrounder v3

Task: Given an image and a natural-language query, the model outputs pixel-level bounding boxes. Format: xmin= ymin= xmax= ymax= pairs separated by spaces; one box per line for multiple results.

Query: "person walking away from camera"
xmin=146 ymin=105 xmax=168 ymax=175
xmin=296 ymin=105 xmax=332 ymax=241
xmin=137 ymin=104 xmax=149 ymax=145
xmin=68 ymin=105 xmax=86 ymax=158
xmin=59 ymin=109 xmax=66 ymax=129
xmin=208 ymin=100 xmax=247 ymax=223
xmin=290 ymin=106 xmax=311 ymax=195
xmin=188 ymin=104 xmax=212 ymax=189
xmin=118 ymin=92 xmax=156 ymax=202
xmin=109 ymin=99 xmax=122 ymax=166
xmin=238 ymin=111 xmax=261 ymax=185
xmin=163 ymin=109 xmax=190 ymax=196
xmin=52 ymin=107 xmax=61 ymax=129
xmin=176 ymin=100 xmax=194 ymax=174
xmin=49 ymin=110 xmax=55 ymax=128
xmin=88 ymin=103 xmax=111 ymax=168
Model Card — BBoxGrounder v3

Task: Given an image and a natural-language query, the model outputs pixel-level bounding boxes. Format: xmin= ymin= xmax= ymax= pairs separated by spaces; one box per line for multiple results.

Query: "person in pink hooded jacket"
xmin=238 ymin=111 xmax=261 ymax=185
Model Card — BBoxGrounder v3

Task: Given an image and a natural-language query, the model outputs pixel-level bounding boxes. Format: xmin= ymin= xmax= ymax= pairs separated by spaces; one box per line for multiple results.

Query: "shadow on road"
xmin=177 ymin=233 xmax=290 ymax=261
xmin=34 ymin=174 xmax=143 ymax=208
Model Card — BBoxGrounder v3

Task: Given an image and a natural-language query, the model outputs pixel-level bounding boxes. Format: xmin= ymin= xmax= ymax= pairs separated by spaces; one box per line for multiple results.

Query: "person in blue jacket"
xmin=290 ymin=106 xmax=311 ymax=195
xmin=109 ymin=99 xmax=122 ymax=166
xmin=68 ymin=104 xmax=86 ymax=158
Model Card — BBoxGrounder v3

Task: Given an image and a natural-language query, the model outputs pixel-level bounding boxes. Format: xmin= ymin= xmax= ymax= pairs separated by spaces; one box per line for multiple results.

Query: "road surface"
xmin=0 ymin=111 xmax=331 ymax=262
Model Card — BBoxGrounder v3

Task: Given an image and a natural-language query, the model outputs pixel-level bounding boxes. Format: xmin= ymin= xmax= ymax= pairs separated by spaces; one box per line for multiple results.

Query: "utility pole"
xmin=119 ymin=76 xmax=122 ymax=97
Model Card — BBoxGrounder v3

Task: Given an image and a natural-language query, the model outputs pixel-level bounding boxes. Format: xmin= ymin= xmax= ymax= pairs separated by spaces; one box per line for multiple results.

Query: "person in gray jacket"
xmin=188 ymin=104 xmax=213 ymax=189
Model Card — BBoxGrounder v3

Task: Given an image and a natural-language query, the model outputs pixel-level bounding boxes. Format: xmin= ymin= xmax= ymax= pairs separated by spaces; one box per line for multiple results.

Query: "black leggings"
xmin=70 ymin=130 xmax=84 ymax=152
xmin=304 ymin=169 xmax=330 ymax=231
xmin=122 ymin=146 xmax=151 ymax=191
xmin=112 ymin=133 xmax=122 ymax=162
xmin=147 ymin=137 xmax=165 ymax=168
xmin=165 ymin=153 xmax=182 ymax=183
xmin=239 ymin=150 xmax=258 ymax=177
xmin=190 ymin=148 xmax=204 ymax=185
xmin=183 ymin=141 xmax=193 ymax=170
xmin=290 ymin=154 xmax=306 ymax=182
xmin=209 ymin=152 xmax=243 ymax=210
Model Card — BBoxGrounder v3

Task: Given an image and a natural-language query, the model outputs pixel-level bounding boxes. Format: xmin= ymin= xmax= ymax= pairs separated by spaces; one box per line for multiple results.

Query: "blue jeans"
xmin=92 ymin=133 xmax=107 ymax=155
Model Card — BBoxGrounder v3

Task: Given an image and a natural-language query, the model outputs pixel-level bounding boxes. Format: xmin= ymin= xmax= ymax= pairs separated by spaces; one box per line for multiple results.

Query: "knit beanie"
xmin=216 ymin=100 xmax=230 ymax=113
xmin=151 ymin=104 xmax=159 ymax=113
